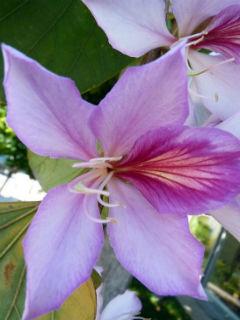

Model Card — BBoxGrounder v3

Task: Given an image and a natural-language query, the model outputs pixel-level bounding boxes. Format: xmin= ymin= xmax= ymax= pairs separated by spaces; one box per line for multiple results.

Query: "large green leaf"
xmin=0 ymin=0 xmax=132 ymax=100
xmin=0 ymin=201 xmax=97 ymax=319
xmin=28 ymin=151 xmax=83 ymax=192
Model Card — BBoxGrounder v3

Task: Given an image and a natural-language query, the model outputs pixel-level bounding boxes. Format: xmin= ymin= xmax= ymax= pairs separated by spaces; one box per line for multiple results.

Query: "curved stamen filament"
xmin=188 ymin=86 xmax=215 ymax=102
xmin=171 ymin=30 xmax=208 ymax=50
xmin=187 ymin=35 xmax=205 ymax=47
xmin=73 ymin=156 xmax=122 ymax=170
xmin=188 ymin=57 xmax=235 ymax=77
xmin=183 ymin=31 xmax=208 ymax=42
xmin=70 ymin=156 xmax=124 ymax=224
xmin=83 ymin=197 xmax=117 ymax=224
xmin=69 ymin=182 xmax=110 ymax=196
xmin=72 ymin=161 xmax=112 ymax=169
xmin=90 ymin=156 xmax=122 ymax=162
xmin=97 ymin=172 xmax=121 ymax=208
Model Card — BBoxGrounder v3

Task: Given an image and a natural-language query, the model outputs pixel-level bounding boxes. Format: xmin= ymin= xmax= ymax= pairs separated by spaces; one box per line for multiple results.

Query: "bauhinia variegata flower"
xmin=82 ymin=0 xmax=240 ymax=126
xmin=3 ymin=44 xmax=240 ymax=320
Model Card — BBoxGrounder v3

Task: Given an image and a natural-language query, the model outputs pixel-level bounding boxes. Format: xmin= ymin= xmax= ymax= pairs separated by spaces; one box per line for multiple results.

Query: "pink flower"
xmin=82 ymin=0 xmax=240 ymax=130
xmin=3 ymin=44 xmax=240 ymax=319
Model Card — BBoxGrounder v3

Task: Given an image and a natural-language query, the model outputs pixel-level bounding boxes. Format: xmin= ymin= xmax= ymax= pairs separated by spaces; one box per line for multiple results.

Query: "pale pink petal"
xmin=116 ymin=127 xmax=240 ymax=214
xmin=107 ymin=179 xmax=206 ymax=299
xmin=90 ymin=45 xmax=188 ymax=157
xmin=196 ymin=5 xmax=240 ymax=63
xmin=188 ymin=50 xmax=240 ymax=120
xmin=22 ymin=174 xmax=104 ymax=319
xmin=172 ymin=0 xmax=240 ymax=36
xmin=2 ymin=44 xmax=96 ymax=160
xmin=211 ymin=197 xmax=240 ymax=241
xmin=100 ymin=290 xmax=142 ymax=320
xmin=185 ymin=81 xmax=211 ymax=127
xmin=217 ymin=112 xmax=240 ymax=139
xmin=82 ymin=0 xmax=175 ymax=57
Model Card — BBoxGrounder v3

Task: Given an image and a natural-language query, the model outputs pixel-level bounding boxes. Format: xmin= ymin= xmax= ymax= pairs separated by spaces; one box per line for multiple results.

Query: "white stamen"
xmin=90 ymin=156 xmax=122 ymax=163
xmin=188 ymin=57 xmax=235 ymax=77
xmin=171 ymin=30 xmax=208 ymax=49
xmin=73 ymin=156 xmax=122 ymax=170
xmin=70 ymin=156 xmax=124 ymax=223
xmin=188 ymin=86 xmax=214 ymax=101
xmin=72 ymin=161 xmax=112 ymax=169
xmin=182 ymin=30 xmax=208 ymax=42
xmin=97 ymin=172 xmax=121 ymax=208
xmin=69 ymin=182 xmax=110 ymax=196
xmin=97 ymin=196 xmax=120 ymax=208
xmin=186 ymin=35 xmax=205 ymax=47
xmin=83 ymin=198 xmax=117 ymax=224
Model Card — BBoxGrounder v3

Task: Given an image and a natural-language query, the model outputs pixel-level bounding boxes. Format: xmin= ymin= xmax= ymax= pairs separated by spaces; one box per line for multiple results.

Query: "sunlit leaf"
xmin=28 ymin=151 xmax=83 ymax=192
xmin=38 ymin=279 xmax=97 ymax=320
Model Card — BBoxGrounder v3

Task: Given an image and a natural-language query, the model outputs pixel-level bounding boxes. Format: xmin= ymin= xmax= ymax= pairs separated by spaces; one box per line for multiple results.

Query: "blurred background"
xmin=0 ymin=1 xmax=239 ymax=319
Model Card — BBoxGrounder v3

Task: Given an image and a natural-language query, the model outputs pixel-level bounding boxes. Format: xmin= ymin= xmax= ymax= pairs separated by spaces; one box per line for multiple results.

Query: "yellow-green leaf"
xmin=28 ymin=151 xmax=83 ymax=191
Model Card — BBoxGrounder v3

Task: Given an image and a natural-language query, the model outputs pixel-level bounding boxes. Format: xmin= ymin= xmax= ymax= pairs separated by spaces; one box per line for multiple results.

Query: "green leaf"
xmin=0 ymin=201 xmax=98 ymax=319
xmin=28 ymin=151 xmax=83 ymax=191
xmin=0 ymin=201 xmax=38 ymax=319
xmin=0 ymin=0 xmax=132 ymax=100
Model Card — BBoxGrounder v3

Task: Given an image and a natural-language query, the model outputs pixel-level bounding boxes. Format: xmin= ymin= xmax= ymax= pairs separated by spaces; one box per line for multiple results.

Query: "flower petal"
xmin=90 ymin=44 xmax=188 ymax=157
xmin=100 ymin=290 xmax=142 ymax=320
xmin=2 ymin=44 xmax=96 ymax=160
xmin=188 ymin=50 xmax=240 ymax=120
xmin=116 ymin=126 xmax=240 ymax=214
xmin=107 ymin=179 xmax=206 ymax=299
xmin=172 ymin=0 xmax=240 ymax=36
xmin=217 ymin=112 xmax=240 ymax=139
xmin=22 ymin=175 xmax=104 ymax=319
xmin=186 ymin=76 xmax=214 ymax=127
xmin=82 ymin=0 xmax=175 ymax=57
xmin=196 ymin=5 xmax=240 ymax=63
xmin=211 ymin=197 xmax=240 ymax=241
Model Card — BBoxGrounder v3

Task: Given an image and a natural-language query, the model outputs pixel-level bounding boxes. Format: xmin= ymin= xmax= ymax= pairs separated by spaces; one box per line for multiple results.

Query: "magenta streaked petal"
xmin=82 ymin=0 xmax=175 ymax=57
xmin=22 ymin=174 xmax=104 ymax=319
xmin=90 ymin=45 xmax=188 ymax=157
xmin=116 ymin=127 xmax=240 ymax=214
xmin=107 ymin=179 xmax=206 ymax=299
xmin=188 ymin=50 xmax=240 ymax=120
xmin=195 ymin=5 xmax=240 ymax=62
xmin=210 ymin=197 xmax=240 ymax=241
xmin=2 ymin=44 xmax=97 ymax=160
xmin=172 ymin=0 xmax=240 ymax=36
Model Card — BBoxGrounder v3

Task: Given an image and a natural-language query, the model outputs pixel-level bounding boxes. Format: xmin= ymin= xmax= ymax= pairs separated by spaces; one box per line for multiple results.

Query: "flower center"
xmin=70 ymin=156 xmax=123 ymax=224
